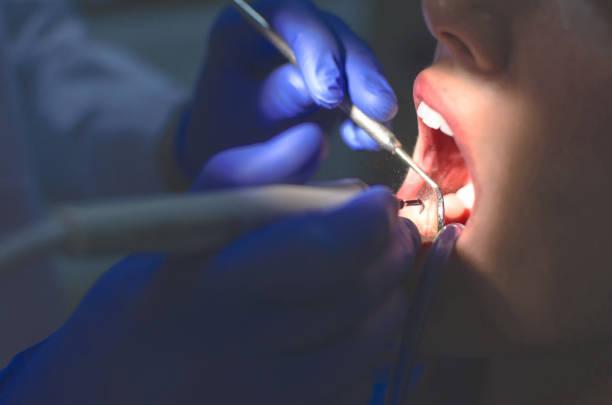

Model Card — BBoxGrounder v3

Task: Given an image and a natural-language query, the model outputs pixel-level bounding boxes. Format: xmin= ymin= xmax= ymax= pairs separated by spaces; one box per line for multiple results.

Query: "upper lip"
xmin=413 ymin=72 xmax=463 ymax=149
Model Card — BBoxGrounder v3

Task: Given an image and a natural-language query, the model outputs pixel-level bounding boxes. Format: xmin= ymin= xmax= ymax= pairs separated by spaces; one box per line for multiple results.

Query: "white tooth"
xmin=457 ymin=183 xmax=475 ymax=210
xmin=417 ymin=102 xmax=441 ymax=130
xmin=417 ymin=101 xmax=454 ymax=137
xmin=440 ymin=120 xmax=454 ymax=137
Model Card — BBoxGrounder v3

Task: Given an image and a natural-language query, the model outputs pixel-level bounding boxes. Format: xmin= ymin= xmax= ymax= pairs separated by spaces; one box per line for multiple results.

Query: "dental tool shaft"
xmin=232 ymin=0 xmax=445 ymax=236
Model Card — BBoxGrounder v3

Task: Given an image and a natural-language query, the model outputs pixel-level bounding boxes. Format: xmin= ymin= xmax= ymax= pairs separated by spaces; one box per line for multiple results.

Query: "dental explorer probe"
xmin=231 ymin=0 xmax=445 ymax=239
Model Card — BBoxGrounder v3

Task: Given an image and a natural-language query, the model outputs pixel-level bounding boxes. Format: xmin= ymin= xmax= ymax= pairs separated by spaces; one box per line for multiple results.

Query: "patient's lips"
xmin=398 ymin=76 xmax=475 ymax=235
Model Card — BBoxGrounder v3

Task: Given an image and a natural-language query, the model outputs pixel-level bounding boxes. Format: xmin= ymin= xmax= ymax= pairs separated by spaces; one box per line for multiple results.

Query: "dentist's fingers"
xmin=204 ymin=187 xmax=402 ymax=300
xmin=194 ymin=123 xmax=325 ymax=191
xmin=207 ymin=1 xmax=343 ymax=110
xmin=267 ymin=0 xmax=346 ymax=109
xmin=324 ymin=13 xmax=399 ymax=123
xmin=258 ymin=64 xmax=316 ymax=123
xmin=251 ymin=216 xmax=418 ymax=350
xmin=340 ymin=120 xmax=380 ymax=151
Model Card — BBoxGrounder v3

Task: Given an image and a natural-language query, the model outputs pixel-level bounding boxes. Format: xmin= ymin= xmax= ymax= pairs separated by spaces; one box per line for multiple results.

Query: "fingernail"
xmin=364 ymin=76 xmax=399 ymax=120
xmin=366 ymin=75 xmax=395 ymax=97
xmin=314 ymin=59 xmax=345 ymax=108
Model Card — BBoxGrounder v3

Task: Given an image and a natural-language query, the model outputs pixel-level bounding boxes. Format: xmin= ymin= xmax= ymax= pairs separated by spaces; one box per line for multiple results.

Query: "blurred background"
xmin=55 ymin=0 xmax=435 ymax=304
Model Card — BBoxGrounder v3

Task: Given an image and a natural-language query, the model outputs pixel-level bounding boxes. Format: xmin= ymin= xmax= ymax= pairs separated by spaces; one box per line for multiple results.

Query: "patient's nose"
xmin=422 ymin=0 xmax=512 ymax=73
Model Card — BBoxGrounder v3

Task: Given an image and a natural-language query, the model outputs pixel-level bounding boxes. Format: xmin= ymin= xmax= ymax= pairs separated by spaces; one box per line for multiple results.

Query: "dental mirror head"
xmin=395 ymin=148 xmax=445 ymax=242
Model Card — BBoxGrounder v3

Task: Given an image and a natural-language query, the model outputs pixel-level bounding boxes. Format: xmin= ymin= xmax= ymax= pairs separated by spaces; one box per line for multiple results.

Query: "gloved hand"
xmin=0 ymin=3 xmax=413 ymax=402
xmin=0 ymin=188 xmax=420 ymax=405
xmin=175 ymin=0 xmax=399 ymax=180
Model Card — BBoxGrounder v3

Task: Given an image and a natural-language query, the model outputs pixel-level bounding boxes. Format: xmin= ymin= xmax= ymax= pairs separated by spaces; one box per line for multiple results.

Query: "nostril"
xmin=423 ymin=0 xmax=510 ymax=74
xmin=438 ymin=28 xmax=508 ymax=73
xmin=440 ymin=31 xmax=476 ymax=66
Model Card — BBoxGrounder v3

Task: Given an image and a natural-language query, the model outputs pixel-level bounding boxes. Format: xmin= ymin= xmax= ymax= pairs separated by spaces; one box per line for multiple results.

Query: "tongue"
xmin=443 ymin=183 xmax=474 ymax=224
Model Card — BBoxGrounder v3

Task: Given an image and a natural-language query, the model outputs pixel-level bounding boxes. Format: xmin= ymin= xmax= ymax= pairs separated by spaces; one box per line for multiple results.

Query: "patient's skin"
xmin=395 ymin=0 xmax=612 ymax=402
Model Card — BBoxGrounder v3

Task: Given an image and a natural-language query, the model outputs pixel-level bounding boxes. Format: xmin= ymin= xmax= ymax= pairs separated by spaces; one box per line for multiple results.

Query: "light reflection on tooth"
xmin=417 ymin=101 xmax=454 ymax=137
xmin=443 ymin=193 xmax=467 ymax=222
xmin=457 ymin=183 xmax=475 ymax=210
xmin=440 ymin=121 xmax=454 ymax=137
xmin=417 ymin=102 xmax=441 ymax=130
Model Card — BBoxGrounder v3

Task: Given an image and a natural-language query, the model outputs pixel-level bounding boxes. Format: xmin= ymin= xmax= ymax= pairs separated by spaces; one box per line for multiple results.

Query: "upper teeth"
xmin=417 ymin=102 xmax=454 ymax=137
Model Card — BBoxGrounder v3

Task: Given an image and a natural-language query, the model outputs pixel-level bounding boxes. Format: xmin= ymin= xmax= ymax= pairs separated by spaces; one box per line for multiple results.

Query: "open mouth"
xmin=397 ymin=92 xmax=476 ymax=235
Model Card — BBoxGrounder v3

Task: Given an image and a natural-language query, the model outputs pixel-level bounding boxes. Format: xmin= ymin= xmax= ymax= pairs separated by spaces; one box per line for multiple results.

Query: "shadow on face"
xmin=381 ymin=0 xmax=612 ymax=355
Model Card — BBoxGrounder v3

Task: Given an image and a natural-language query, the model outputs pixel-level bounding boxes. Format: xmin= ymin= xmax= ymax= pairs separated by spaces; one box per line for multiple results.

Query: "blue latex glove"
xmin=176 ymin=0 xmax=399 ymax=179
xmin=194 ymin=122 xmax=327 ymax=190
xmin=0 ymin=188 xmax=420 ymax=405
xmin=0 ymin=4 xmax=411 ymax=402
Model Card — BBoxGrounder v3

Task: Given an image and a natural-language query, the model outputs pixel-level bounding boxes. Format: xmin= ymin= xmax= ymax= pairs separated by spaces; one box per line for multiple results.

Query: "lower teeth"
xmin=456 ymin=183 xmax=475 ymax=209
xmin=443 ymin=182 xmax=474 ymax=224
